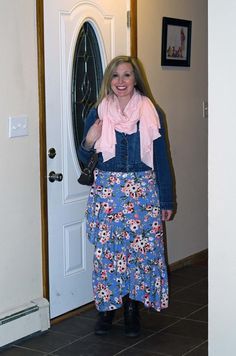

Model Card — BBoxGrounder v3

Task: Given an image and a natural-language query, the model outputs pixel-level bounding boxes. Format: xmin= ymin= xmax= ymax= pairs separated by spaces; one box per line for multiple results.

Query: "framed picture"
xmin=161 ymin=17 xmax=192 ymax=67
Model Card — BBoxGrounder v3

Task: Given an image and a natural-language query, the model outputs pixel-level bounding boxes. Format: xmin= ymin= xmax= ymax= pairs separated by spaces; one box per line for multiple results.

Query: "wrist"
xmin=84 ymin=139 xmax=94 ymax=150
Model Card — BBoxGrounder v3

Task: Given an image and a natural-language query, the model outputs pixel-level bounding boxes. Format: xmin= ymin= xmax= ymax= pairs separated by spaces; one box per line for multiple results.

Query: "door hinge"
xmin=127 ymin=10 xmax=131 ymax=28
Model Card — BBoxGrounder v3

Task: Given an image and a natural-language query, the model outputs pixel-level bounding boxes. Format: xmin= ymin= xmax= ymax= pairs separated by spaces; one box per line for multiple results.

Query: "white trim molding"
xmin=0 ymin=298 xmax=50 ymax=348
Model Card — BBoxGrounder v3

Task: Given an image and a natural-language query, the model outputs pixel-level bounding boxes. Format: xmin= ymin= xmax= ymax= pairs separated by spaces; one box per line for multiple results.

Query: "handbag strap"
xmin=86 ymin=153 xmax=98 ymax=172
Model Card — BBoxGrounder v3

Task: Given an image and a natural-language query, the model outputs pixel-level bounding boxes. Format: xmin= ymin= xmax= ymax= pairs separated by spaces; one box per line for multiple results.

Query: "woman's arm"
xmin=77 ymin=108 xmax=98 ymax=165
xmin=153 ymin=109 xmax=176 ymax=213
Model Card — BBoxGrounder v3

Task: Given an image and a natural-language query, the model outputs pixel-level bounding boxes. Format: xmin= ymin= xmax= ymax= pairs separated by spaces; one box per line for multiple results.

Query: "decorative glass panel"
xmin=71 ymin=22 xmax=103 ymax=165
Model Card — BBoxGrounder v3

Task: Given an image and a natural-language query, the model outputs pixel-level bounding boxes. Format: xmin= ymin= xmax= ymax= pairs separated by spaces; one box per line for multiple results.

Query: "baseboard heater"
xmin=0 ymin=298 xmax=50 ymax=348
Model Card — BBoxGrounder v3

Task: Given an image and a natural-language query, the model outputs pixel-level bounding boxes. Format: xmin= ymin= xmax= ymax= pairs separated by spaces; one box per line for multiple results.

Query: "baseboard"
xmin=169 ymin=249 xmax=208 ymax=272
xmin=0 ymin=298 xmax=50 ymax=348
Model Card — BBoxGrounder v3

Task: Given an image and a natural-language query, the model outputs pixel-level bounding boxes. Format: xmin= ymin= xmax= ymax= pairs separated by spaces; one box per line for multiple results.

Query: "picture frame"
xmin=161 ymin=17 xmax=192 ymax=67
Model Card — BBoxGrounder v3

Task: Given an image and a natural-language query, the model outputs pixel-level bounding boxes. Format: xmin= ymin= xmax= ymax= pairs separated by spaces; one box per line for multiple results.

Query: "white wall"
xmin=0 ymin=0 xmax=43 ymax=313
xmin=208 ymin=0 xmax=236 ymax=355
xmin=137 ymin=0 xmax=208 ymax=263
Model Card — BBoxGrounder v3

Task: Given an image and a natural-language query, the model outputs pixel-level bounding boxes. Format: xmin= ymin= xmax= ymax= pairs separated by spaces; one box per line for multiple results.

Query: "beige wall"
xmin=0 ymin=0 xmax=43 ymax=313
xmin=137 ymin=0 xmax=208 ymax=263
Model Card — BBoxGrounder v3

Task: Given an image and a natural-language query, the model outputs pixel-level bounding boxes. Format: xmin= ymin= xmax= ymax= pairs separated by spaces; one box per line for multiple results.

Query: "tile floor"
xmin=0 ymin=263 xmax=208 ymax=356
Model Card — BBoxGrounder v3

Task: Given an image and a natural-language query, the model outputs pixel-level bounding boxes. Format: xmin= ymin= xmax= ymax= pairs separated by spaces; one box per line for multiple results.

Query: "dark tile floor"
xmin=0 ymin=263 xmax=208 ymax=356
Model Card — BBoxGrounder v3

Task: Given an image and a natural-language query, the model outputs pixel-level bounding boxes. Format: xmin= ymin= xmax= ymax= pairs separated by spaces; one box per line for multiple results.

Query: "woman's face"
xmin=110 ymin=62 xmax=136 ymax=101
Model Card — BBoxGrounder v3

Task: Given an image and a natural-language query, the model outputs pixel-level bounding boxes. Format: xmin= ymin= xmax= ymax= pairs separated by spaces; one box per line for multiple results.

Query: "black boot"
xmin=94 ymin=310 xmax=115 ymax=335
xmin=123 ymin=296 xmax=140 ymax=337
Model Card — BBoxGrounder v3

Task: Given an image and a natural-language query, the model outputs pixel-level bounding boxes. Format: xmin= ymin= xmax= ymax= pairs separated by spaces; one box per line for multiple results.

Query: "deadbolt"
xmin=48 ymin=147 xmax=56 ymax=159
xmin=48 ymin=171 xmax=63 ymax=183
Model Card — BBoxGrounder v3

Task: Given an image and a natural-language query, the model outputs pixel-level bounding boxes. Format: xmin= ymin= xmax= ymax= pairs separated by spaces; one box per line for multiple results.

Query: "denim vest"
xmin=78 ymin=108 xmax=175 ymax=210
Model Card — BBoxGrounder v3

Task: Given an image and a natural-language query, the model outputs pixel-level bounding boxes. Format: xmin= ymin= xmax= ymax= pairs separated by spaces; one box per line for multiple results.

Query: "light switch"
xmin=9 ymin=116 xmax=28 ymax=138
xmin=202 ymin=101 xmax=208 ymax=118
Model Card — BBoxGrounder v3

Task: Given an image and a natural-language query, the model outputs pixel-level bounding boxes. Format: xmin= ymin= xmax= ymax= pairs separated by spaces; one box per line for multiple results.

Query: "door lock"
xmin=48 ymin=171 xmax=63 ymax=182
xmin=48 ymin=147 xmax=56 ymax=159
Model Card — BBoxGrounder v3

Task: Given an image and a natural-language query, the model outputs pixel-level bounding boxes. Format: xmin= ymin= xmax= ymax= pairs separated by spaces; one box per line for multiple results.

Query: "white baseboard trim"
xmin=0 ymin=298 xmax=50 ymax=348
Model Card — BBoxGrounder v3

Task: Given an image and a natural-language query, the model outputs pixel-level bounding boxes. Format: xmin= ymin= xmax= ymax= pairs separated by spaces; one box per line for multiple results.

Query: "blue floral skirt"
xmin=86 ymin=169 xmax=168 ymax=312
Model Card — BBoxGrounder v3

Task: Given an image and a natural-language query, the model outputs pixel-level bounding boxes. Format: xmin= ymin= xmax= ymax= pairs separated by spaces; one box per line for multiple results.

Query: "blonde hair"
xmin=95 ymin=55 xmax=156 ymax=107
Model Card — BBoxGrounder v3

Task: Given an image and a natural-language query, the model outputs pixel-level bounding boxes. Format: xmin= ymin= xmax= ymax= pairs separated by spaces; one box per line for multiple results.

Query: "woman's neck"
xmin=117 ymin=92 xmax=134 ymax=112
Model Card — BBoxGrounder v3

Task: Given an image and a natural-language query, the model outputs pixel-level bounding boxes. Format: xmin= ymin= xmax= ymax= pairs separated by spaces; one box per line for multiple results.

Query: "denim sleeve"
xmin=154 ymin=109 xmax=176 ymax=210
xmin=77 ymin=108 xmax=98 ymax=165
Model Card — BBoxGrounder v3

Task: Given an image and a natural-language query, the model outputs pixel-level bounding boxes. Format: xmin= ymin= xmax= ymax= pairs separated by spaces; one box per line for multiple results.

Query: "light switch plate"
xmin=9 ymin=116 xmax=28 ymax=138
xmin=202 ymin=101 xmax=208 ymax=118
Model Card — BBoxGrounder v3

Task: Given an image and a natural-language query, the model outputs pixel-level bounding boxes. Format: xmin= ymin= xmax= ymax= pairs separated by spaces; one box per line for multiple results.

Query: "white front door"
xmin=44 ymin=0 xmax=131 ymax=318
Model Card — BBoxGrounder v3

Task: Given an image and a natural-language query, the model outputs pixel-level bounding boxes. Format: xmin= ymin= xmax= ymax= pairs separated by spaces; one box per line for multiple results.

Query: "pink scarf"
xmin=95 ymin=90 xmax=161 ymax=169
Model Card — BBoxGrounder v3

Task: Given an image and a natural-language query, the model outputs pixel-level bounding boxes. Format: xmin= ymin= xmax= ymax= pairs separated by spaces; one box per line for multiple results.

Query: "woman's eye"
xmin=111 ymin=72 xmax=133 ymax=80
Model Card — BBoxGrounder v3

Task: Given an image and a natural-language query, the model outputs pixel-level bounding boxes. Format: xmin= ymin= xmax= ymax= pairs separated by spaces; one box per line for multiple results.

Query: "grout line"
xmin=113 ymin=303 xmax=208 ymax=356
xmin=165 ymin=300 xmax=205 ymax=310
xmin=182 ymin=339 xmax=208 ymax=355
xmin=113 ymin=299 xmax=208 ymax=356
xmin=162 ymin=305 xmax=208 ymax=325
xmin=45 ymin=329 xmax=80 ymax=337
xmin=184 ymin=318 xmax=207 ymax=324
xmin=48 ymin=331 xmax=95 ymax=354
xmin=170 ymin=277 xmax=208 ymax=296
xmin=113 ymin=348 xmax=168 ymax=356
xmin=169 ymin=299 xmax=204 ymax=306
xmin=3 ymin=345 xmax=46 ymax=354
xmin=183 ymin=304 xmax=208 ymax=323
xmin=162 ymin=304 xmax=208 ymax=324
xmin=184 ymin=304 xmax=207 ymax=315
xmin=112 ymin=318 xmax=182 ymax=356
xmin=71 ymin=314 xmax=97 ymax=322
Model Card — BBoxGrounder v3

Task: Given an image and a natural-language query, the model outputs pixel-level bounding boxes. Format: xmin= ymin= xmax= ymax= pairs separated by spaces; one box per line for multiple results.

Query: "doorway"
xmin=37 ymin=0 xmax=137 ymax=319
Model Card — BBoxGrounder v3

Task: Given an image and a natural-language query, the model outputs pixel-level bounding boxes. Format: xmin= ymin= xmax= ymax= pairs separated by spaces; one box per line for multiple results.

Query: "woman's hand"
xmin=85 ymin=119 xmax=103 ymax=149
xmin=161 ymin=209 xmax=173 ymax=221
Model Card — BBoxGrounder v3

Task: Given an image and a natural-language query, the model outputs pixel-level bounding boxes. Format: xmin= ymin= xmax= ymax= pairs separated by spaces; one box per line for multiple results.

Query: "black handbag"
xmin=78 ymin=153 xmax=98 ymax=186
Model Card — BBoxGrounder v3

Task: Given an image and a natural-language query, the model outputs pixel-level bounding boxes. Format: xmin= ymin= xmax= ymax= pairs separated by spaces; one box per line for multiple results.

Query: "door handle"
xmin=48 ymin=171 xmax=63 ymax=182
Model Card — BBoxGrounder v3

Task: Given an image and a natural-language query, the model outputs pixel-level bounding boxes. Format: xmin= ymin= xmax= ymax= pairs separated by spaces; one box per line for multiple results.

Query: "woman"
xmin=78 ymin=55 xmax=175 ymax=337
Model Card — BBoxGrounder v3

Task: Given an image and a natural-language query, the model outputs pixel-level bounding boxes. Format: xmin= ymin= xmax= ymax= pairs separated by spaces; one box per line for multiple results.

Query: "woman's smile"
xmin=111 ymin=62 xmax=136 ymax=102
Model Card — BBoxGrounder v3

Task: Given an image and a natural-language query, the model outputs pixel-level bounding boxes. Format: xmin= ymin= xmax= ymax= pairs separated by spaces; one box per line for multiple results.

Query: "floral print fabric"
xmin=86 ymin=169 xmax=168 ymax=312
